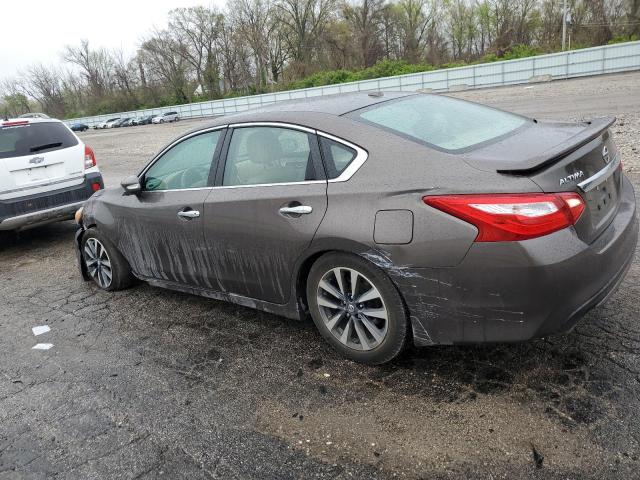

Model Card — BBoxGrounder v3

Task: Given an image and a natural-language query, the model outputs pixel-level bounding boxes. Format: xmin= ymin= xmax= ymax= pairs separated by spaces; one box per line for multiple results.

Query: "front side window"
xmin=143 ymin=130 xmax=222 ymax=191
xmin=223 ymin=127 xmax=316 ymax=186
xmin=352 ymin=94 xmax=528 ymax=152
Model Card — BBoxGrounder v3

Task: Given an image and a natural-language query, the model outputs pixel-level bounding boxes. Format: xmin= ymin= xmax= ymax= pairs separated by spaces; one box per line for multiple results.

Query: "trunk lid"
xmin=0 ymin=121 xmax=85 ymax=199
xmin=462 ymin=117 xmax=622 ymax=244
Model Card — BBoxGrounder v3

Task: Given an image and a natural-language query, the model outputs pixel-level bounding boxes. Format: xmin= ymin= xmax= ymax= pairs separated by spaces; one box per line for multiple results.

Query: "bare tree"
xmin=63 ymin=40 xmax=114 ymax=99
xmin=140 ymin=32 xmax=192 ymax=103
xmin=344 ymin=0 xmax=387 ymax=67
xmin=170 ymin=7 xmax=223 ymax=97
xmin=276 ymin=0 xmax=337 ymax=67
xmin=396 ymin=0 xmax=435 ymax=62
xmin=230 ymin=0 xmax=274 ymax=88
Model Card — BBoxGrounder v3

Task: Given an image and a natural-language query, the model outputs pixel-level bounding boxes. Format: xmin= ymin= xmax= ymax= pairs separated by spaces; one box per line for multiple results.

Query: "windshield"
xmin=0 ymin=122 xmax=78 ymax=159
xmin=352 ymin=94 xmax=528 ymax=152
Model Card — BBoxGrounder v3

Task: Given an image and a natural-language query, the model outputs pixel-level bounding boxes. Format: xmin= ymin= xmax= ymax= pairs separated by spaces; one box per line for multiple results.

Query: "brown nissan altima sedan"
xmin=74 ymin=92 xmax=638 ymax=364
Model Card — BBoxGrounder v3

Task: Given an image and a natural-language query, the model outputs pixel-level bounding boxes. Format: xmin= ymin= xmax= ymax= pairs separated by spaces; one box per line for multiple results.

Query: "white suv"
xmin=0 ymin=118 xmax=103 ymax=231
xmin=152 ymin=111 xmax=179 ymax=124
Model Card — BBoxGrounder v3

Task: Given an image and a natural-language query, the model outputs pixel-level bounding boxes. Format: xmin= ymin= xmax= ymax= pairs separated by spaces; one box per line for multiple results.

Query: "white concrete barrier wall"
xmin=65 ymin=40 xmax=640 ymax=128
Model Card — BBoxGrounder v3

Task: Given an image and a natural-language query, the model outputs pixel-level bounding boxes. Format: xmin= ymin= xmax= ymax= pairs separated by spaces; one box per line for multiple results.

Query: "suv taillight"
xmin=84 ymin=145 xmax=96 ymax=169
xmin=423 ymin=193 xmax=585 ymax=242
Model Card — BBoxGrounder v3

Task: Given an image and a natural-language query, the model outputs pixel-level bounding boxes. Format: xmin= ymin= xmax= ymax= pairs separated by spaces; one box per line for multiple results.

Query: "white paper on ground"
xmin=32 ymin=343 xmax=54 ymax=350
xmin=32 ymin=325 xmax=51 ymax=336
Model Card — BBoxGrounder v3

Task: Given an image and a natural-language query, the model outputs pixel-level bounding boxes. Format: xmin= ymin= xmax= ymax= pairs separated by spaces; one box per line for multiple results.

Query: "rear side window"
xmin=353 ymin=95 xmax=527 ymax=151
xmin=0 ymin=122 xmax=78 ymax=159
xmin=319 ymin=138 xmax=357 ymax=179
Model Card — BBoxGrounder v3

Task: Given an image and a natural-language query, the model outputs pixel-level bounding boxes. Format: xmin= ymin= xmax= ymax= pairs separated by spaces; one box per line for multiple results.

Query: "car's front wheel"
xmin=307 ymin=252 xmax=408 ymax=364
xmin=81 ymin=229 xmax=135 ymax=291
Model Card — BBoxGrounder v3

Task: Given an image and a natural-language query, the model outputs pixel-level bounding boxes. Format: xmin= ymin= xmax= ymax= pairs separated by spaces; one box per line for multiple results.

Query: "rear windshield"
xmin=0 ymin=122 xmax=78 ymax=159
xmin=352 ymin=95 xmax=527 ymax=152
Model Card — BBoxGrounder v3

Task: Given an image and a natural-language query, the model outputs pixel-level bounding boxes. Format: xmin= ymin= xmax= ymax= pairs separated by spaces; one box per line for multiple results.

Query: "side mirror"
xmin=121 ymin=175 xmax=142 ymax=195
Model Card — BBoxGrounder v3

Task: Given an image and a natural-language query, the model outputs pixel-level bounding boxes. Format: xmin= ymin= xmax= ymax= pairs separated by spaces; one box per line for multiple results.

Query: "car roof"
xmin=191 ymin=91 xmax=415 ymax=133
xmin=250 ymin=91 xmax=413 ymax=116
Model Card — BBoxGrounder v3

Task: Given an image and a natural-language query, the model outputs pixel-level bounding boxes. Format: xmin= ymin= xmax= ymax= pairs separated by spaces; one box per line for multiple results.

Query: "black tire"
xmin=307 ymin=252 xmax=408 ymax=365
xmin=81 ymin=229 xmax=135 ymax=291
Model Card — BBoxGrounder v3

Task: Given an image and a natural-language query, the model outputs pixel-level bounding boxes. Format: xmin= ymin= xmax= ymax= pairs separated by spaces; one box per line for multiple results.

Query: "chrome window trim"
xmin=211 ymin=180 xmax=325 ymax=190
xmin=577 ymin=154 xmax=621 ymax=192
xmin=137 ymin=122 xmax=369 ymax=192
xmin=317 ymin=131 xmax=369 ymax=183
xmin=141 ymin=187 xmax=214 ymax=194
xmin=138 ymin=125 xmax=228 ymax=178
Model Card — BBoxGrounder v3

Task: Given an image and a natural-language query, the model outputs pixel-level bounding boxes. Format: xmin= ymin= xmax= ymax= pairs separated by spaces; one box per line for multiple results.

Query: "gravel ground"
xmin=1 ymin=72 xmax=639 ymax=479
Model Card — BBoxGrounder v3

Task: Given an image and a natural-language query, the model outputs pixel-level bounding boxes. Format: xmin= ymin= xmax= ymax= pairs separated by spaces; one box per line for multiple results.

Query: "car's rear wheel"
xmin=307 ymin=252 xmax=408 ymax=364
xmin=81 ymin=229 xmax=135 ymax=291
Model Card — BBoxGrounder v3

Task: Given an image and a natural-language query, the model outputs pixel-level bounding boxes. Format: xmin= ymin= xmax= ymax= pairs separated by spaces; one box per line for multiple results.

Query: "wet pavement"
xmin=1 ymin=72 xmax=639 ymax=479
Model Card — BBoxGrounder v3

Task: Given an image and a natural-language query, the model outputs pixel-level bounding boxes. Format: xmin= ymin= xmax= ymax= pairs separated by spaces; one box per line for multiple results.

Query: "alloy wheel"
xmin=84 ymin=238 xmax=113 ymax=289
xmin=316 ymin=267 xmax=389 ymax=351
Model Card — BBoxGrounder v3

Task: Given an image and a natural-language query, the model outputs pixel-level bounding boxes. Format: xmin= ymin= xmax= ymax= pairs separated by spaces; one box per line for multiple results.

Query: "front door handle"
xmin=178 ymin=209 xmax=200 ymax=219
xmin=279 ymin=205 xmax=313 ymax=215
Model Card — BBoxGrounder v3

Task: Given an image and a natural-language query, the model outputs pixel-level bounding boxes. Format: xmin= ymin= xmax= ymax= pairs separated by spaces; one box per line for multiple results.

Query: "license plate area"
xmin=583 ymin=169 xmax=621 ymax=234
xmin=11 ymin=163 xmax=66 ymax=186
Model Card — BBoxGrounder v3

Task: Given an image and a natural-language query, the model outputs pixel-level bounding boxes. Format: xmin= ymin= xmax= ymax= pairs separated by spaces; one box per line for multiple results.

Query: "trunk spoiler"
xmin=498 ymin=116 xmax=616 ymax=175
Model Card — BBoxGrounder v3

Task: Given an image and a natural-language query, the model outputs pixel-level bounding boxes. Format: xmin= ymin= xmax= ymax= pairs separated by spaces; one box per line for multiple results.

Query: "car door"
xmin=113 ymin=128 xmax=226 ymax=288
xmin=202 ymin=123 xmax=328 ymax=303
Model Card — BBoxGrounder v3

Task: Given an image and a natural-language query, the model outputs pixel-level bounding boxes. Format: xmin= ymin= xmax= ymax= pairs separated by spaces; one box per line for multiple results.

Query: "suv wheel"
xmin=307 ymin=252 xmax=408 ymax=364
xmin=81 ymin=229 xmax=135 ymax=291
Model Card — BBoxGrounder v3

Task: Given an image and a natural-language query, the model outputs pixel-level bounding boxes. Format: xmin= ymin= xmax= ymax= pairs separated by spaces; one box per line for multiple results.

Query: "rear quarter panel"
xmin=295 ymin=113 xmax=543 ymax=269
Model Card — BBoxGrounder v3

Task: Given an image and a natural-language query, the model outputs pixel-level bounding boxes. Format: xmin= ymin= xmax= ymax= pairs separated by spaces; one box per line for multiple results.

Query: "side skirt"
xmin=141 ymin=276 xmax=305 ymax=321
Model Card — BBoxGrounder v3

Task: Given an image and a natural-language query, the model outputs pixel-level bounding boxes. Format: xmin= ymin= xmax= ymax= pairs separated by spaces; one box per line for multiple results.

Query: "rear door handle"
xmin=279 ymin=205 xmax=313 ymax=215
xmin=178 ymin=209 xmax=200 ymax=219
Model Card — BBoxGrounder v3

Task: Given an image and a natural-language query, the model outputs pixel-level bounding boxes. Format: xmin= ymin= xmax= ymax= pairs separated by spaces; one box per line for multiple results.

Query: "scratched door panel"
xmin=202 ymin=183 xmax=328 ymax=303
xmin=105 ymin=190 xmax=211 ymax=286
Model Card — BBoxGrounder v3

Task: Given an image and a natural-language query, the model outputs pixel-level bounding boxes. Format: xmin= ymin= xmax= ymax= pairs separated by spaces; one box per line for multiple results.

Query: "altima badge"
xmin=602 ymin=145 xmax=610 ymax=164
xmin=559 ymin=170 xmax=585 ymax=186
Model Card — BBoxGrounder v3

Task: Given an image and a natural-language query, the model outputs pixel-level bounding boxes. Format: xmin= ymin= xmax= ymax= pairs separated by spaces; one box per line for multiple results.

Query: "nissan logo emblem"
xmin=602 ymin=145 xmax=610 ymax=164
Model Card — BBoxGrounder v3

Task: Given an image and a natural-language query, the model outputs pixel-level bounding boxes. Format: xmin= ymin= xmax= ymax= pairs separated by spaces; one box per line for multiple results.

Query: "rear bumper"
xmin=395 ymin=175 xmax=638 ymax=346
xmin=0 ymin=172 xmax=103 ymax=231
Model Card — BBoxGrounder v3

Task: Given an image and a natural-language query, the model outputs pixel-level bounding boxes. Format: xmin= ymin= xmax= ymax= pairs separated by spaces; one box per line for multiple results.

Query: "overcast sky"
xmin=0 ymin=0 xmax=225 ymax=80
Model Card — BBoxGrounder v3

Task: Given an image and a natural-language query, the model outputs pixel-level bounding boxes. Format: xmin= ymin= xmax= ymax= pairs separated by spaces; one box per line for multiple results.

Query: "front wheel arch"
xmin=80 ymin=227 xmax=136 ymax=291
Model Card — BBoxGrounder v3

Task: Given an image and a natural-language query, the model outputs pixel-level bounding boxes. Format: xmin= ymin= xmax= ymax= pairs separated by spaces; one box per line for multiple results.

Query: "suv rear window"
xmin=352 ymin=95 xmax=527 ymax=152
xmin=0 ymin=122 xmax=78 ymax=159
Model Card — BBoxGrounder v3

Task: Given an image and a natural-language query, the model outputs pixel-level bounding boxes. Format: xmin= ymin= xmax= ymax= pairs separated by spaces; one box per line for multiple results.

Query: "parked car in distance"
xmin=94 ymin=118 xmax=120 ymax=129
xmin=18 ymin=113 xmax=50 ymax=119
xmin=152 ymin=112 xmax=179 ymax=124
xmin=136 ymin=115 xmax=154 ymax=126
xmin=74 ymin=92 xmax=638 ymax=365
xmin=71 ymin=123 xmax=89 ymax=132
xmin=122 ymin=118 xmax=137 ymax=127
xmin=0 ymin=117 xmax=103 ymax=231
xmin=112 ymin=118 xmax=132 ymax=128
xmin=105 ymin=118 xmax=121 ymax=129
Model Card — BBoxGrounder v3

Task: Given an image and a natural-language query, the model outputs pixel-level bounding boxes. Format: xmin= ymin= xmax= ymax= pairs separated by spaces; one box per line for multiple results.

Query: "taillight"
xmin=84 ymin=145 xmax=96 ymax=169
xmin=423 ymin=193 xmax=585 ymax=242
